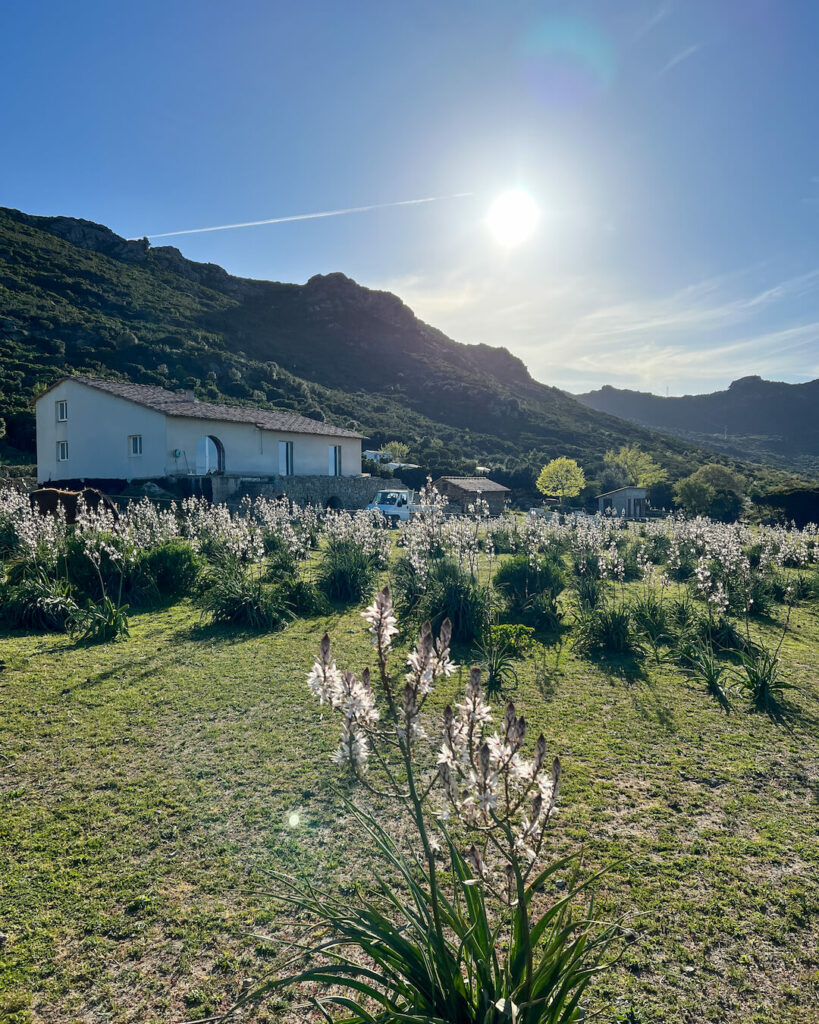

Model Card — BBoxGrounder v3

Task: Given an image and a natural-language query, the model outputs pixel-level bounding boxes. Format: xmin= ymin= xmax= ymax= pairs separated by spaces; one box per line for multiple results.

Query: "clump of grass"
xmin=198 ymin=560 xmax=292 ymax=631
xmin=493 ymin=553 xmax=564 ymax=628
xmin=409 ymin=559 xmax=489 ymax=645
xmin=573 ymin=572 xmax=604 ymax=611
xmin=733 ymin=646 xmax=792 ymax=719
xmin=129 ymin=540 xmax=201 ymax=607
xmin=318 ymin=537 xmax=380 ymax=604
xmin=573 ymin=604 xmax=642 ymax=657
xmin=0 ymin=571 xmax=78 ymax=632
xmin=71 ymin=595 xmax=130 ymax=644
xmin=686 ymin=642 xmax=732 ymax=712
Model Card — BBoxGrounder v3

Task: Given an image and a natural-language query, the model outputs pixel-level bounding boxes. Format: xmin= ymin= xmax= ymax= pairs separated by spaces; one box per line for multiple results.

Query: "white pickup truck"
xmin=366 ymin=488 xmax=420 ymax=525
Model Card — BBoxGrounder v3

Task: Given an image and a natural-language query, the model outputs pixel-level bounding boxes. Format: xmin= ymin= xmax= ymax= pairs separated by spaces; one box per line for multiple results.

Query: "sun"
xmin=486 ymin=189 xmax=539 ymax=247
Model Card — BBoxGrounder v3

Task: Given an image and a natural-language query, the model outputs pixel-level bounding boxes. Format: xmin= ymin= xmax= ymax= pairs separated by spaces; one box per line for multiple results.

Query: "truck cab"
xmin=367 ymin=488 xmax=416 ymax=525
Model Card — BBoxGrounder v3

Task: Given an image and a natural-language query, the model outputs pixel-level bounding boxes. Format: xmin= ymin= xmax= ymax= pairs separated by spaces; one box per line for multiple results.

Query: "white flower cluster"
xmin=324 ymin=508 xmax=391 ymax=565
xmin=307 ymin=632 xmax=380 ymax=769
xmin=252 ymin=495 xmax=317 ymax=561
xmin=438 ymin=667 xmax=559 ymax=867
xmin=0 ymin=487 xmax=67 ymax=564
xmin=180 ymin=496 xmax=265 ymax=562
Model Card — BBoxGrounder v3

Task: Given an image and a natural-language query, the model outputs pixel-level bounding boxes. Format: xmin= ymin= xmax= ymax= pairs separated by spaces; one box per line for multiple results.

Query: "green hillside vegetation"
xmin=0 ymin=206 xmax=786 ymax=494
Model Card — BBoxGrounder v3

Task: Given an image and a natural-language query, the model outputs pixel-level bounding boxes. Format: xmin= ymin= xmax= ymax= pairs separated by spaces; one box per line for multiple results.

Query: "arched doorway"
xmin=195 ymin=435 xmax=225 ymax=475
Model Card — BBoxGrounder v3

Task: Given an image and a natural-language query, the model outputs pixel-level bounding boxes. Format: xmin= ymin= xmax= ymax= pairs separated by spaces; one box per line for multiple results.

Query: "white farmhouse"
xmin=36 ymin=377 xmax=363 ymax=487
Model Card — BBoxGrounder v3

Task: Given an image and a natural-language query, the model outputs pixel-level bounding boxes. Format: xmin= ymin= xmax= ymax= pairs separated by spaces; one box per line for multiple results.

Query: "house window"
xmin=129 ymin=434 xmax=143 ymax=456
xmin=56 ymin=400 xmax=68 ymax=422
xmin=278 ymin=440 xmax=294 ymax=476
xmin=329 ymin=444 xmax=342 ymax=477
xmin=56 ymin=441 xmax=69 ymax=462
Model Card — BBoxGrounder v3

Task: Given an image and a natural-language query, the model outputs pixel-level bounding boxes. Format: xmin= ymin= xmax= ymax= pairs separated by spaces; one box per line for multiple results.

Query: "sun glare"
xmin=486 ymin=189 xmax=539 ymax=247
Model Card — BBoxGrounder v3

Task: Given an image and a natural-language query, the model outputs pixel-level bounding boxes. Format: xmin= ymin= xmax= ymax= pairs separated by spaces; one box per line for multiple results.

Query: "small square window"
xmin=129 ymin=434 xmax=143 ymax=456
xmin=56 ymin=441 xmax=69 ymax=462
xmin=56 ymin=400 xmax=68 ymax=422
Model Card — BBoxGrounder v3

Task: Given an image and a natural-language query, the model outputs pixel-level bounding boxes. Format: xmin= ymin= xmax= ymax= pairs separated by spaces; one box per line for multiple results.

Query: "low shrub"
xmin=390 ymin=556 xmax=425 ymax=617
xmin=631 ymin=592 xmax=671 ymax=646
xmin=574 ymin=572 xmax=604 ymax=611
xmin=644 ymin=533 xmax=671 ymax=564
xmin=413 ymin=559 xmax=489 ymax=645
xmin=474 ymin=624 xmax=537 ymax=695
xmin=71 ymin=596 xmax=130 ymax=644
xmin=733 ymin=646 xmax=792 ymax=718
xmin=129 ymin=540 xmax=201 ymax=607
xmin=494 ymin=553 xmax=565 ymax=628
xmin=198 ymin=561 xmax=292 ymax=631
xmin=686 ymin=642 xmax=732 ymax=712
xmin=674 ymin=611 xmax=749 ymax=666
xmin=573 ymin=604 xmax=642 ymax=657
xmin=318 ymin=537 xmax=380 ymax=604
xmin=279 ymin=577 xmax=328 ymax=618
xmin=0 ymin=572 xmax=78 ymax=632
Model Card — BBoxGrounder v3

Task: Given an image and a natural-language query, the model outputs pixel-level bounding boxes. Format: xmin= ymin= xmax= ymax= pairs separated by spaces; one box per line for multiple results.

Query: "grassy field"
xmin=1 ymin=560 xmax=818 ymax=1023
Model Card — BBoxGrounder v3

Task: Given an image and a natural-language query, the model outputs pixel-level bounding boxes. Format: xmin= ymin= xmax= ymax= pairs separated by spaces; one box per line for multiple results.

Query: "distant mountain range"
xmin=0 ymin=205 xmax=718 ymax=489
xmin=576 ymin=377 xmax=819 ymax=473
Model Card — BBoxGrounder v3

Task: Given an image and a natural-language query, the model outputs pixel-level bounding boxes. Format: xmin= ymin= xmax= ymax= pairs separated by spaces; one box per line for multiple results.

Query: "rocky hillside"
xmin=0 ymin=206 xmax=735 ymax=485
xmin=576 ymin=377 xmax=819 ymax=473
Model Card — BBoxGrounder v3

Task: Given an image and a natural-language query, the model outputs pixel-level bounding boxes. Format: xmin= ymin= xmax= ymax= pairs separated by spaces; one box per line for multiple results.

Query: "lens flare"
xmin=486 ymin=190 xmax=539 ymax=247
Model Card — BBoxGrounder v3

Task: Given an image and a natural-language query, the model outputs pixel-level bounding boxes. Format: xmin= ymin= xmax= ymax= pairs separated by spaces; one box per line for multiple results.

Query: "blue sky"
xmin=2 ymin=0 xmax=818 ymax=395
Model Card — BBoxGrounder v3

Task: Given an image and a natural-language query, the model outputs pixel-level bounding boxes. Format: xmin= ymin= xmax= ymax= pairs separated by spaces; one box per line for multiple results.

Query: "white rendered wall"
xmin=36 ymin=381 xmax=363 ymax=482
xmin=36 ymin=380 xmax=167 ymax=483
xmin=165 ymin=418 xmax=361 ymax=477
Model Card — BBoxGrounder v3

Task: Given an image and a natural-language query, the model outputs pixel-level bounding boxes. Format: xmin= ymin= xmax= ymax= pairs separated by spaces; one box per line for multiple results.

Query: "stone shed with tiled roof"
xmin=432 ymin=476 xmax=510 ymax=516
xmin=35 ymin=376 xmax=363 ymax=487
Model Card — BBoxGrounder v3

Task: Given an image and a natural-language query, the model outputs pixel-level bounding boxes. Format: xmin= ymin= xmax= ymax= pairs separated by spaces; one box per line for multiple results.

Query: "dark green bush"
xmin=279 ymin=576 xmax=328 ymax=618
xmin=573 ymin=604 xmax=642 ymax=657
xmin=631 ymin=593 xmax=671 ymax=646
xmin=644 ymin=533 xmax=671 ymax=564
xmin=198 ymin=561 xmax=292 ymax=631
xmin=574 ymin=572 xmax=604 ymax=611
xmin=493 ymin=553 xmax=564 ymax=627
xmin=0 ymin=572 xmax=77 ymax=632
xmin=129 ymin=540 xmax=201 ymax=607
xmin=413 ymin=559 xmax=489 ymax=645
xmin=71 ymin=596 xmax=130 ymax=644
xmin=318 ymin=537 xmax=380 ymax=604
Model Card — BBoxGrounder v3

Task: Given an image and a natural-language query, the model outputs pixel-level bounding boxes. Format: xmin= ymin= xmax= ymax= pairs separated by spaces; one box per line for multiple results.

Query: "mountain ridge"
xmin=0 ymin=205 xmax=788 ymax=489
xmin=576 ymin=376 xmax=819 ymax=472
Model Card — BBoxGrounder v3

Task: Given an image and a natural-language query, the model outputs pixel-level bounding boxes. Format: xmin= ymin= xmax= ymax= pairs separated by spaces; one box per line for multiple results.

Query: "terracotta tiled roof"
xmin=434 ymin=476 xmax=510 ymax=493
xmin=42 ymin=376 xmax=363 ymax=439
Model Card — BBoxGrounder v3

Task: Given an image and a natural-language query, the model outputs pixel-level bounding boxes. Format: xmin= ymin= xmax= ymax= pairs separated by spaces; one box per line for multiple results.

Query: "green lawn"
xmin=1 ymin=577 xmax=818 ymax=1022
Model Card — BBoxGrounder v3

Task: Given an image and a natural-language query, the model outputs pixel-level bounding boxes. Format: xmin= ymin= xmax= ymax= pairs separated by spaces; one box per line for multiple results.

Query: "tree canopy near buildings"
xmin=536 ymin=457 xmax=586 ymax=502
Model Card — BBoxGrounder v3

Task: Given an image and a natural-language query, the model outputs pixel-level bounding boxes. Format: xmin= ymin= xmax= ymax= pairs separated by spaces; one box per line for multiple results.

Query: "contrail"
xmin=142 ymin=192 xmax=474 ymax=239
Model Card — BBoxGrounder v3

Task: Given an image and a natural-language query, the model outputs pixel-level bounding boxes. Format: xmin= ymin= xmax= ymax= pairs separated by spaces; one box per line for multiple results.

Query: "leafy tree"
xmin=383 ymin=440 xmax=410 ymax=461
xmin=536 ymin=457 xmax=585 ymax=502
xmin=604 ymin=444 xmax=667 ymax=487
xmin=674 ymin=464 xmax=747 ymax=521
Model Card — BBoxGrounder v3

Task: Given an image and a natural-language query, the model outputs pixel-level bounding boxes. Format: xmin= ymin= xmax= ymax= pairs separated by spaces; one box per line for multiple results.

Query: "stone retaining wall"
xmin=215 ymin=474 xmax=405 ymax=509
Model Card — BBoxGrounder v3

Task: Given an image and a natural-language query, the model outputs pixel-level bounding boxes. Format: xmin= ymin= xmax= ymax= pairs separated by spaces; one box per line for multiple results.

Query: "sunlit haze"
xmin=486 ymin=190 xmax=540 ymax=247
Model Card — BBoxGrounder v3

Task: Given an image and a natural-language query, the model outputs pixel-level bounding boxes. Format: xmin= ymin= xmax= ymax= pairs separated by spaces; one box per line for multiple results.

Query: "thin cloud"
xmin=633 ymin=1 xmax=674 ymax=43
xmin=658 ymin=42 xmax=703 ymax=76
xmin=377 ymin=265 xmax=819 ymax=394
xmin=141 ymin=193 xmax=474 ymax=239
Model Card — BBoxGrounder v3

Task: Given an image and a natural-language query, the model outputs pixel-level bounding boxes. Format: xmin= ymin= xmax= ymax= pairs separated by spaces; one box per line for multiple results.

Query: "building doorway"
xmin=195 ymin=435 xmax=225 ymax=475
